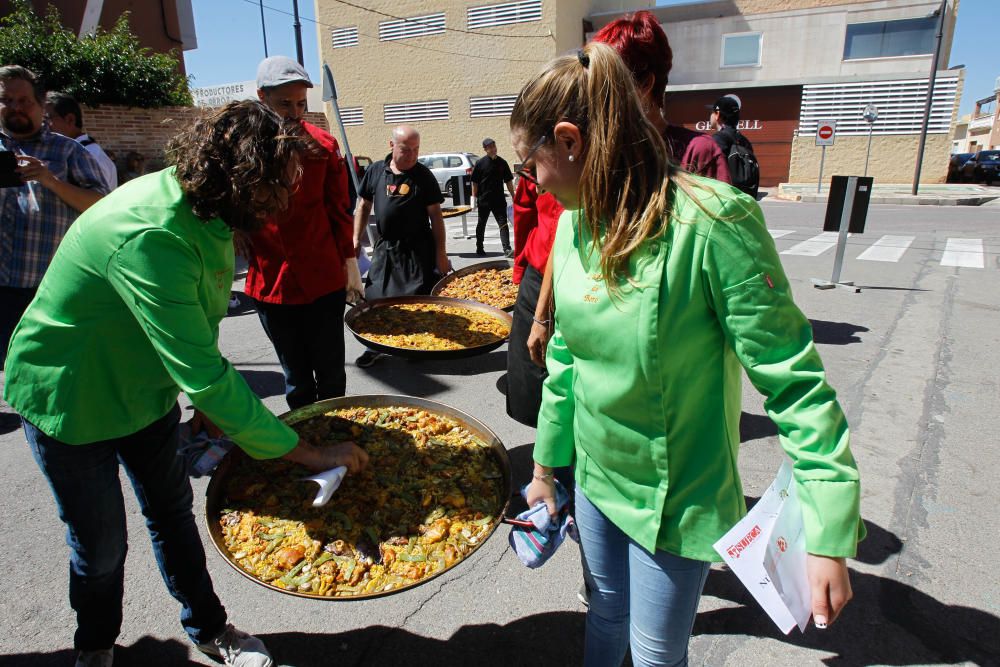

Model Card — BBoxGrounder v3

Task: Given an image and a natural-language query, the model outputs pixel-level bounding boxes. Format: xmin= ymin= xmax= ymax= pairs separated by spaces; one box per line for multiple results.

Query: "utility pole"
xmin=912 ymin=0 xmax=947 ymax=195
xmin=259 ymin=0 xmax=268 ymax=58
xmin=292 ymin=0 xmax=304 ymax=66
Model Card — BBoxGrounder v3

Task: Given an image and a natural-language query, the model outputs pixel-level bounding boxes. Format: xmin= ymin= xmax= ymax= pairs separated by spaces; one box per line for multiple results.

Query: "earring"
xmin=568 ymin=155 xmax=575 ymax=162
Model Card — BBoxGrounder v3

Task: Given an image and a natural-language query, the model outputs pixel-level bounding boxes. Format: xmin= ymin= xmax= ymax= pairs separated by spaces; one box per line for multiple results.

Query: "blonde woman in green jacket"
xmin=514 ymin=44 xmax=863 ymax=667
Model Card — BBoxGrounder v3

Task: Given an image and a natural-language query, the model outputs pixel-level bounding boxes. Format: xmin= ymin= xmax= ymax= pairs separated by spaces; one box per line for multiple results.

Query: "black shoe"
xmin=356 ymin=350 xmax=383 ymax=368
xmin=476 ymin=247 xmax=487 ymax=256
xmin=503 ymin=248 xmax=514 ymax=258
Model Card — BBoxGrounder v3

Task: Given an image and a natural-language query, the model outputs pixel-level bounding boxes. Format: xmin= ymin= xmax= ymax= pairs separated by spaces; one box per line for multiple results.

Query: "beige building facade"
xmin=314 ymin=0 xmax=963 ymax=184
xmin=314 ymin=0 xmax=647 ymax=161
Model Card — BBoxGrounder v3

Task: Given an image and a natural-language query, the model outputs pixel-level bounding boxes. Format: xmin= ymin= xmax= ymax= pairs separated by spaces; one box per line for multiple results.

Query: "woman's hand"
xmin=806 ymin=554 xmax=853 ymax=628
xmin=283 ymin=439 xmax=370 ymax=473
xmin=527 ymin=320 xmax=550 ymax=367
xmin=525 ymin=466 xmax=558 ymax=518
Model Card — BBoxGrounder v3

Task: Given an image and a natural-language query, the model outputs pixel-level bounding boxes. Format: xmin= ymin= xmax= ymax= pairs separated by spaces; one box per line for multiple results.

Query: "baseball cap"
xmin=707 ymin=94 xmax=741 ymax=115
xmin=482 ymin=137 xmax=496 ymax=148
xmin=256 ymin=56 xmax=313 ymax=89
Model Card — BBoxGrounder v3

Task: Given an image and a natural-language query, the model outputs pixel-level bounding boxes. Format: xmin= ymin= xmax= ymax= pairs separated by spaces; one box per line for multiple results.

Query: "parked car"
xmin=946 ymin=152 xmax=975 ymax=183
xmin=417 ymin=152 xmax=479 ymax=195
xmin=960 ymin=150 xmax=1000 ymax=185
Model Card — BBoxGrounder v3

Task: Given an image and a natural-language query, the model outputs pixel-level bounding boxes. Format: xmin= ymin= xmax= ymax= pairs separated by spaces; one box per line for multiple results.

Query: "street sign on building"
xmin=191 ymin=80 xmax=324 ymax=110
xmin=816 ymin=120 xmax=837 ymax=146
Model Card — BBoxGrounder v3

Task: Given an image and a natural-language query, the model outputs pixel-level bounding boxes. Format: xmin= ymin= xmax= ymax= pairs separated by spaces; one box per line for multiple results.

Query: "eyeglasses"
xmin=515 ymin=134 xmax=548 ymax=186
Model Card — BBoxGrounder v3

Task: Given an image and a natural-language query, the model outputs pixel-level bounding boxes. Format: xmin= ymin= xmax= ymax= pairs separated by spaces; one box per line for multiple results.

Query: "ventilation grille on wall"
xmin=468 ymin=0 xmax=542 ymax=30
xmin=331 ymin=26 xmax=358 ymax=48
xmin=470 ymin=95 xmax=517 ymax=118
xmin=384 ymin=100 xmax=450 ymax=124
xmin=379 ymin=13 xmax=446 ymax=41
xmin=797 ymin=77 xmax=958 ymax=136
xmin=340 ymin=106 xmax=363 ymax=126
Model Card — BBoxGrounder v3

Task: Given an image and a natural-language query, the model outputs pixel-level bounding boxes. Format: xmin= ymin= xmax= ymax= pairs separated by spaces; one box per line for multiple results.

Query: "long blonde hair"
xmin=510 ymin=42 xmax=675 ymax=288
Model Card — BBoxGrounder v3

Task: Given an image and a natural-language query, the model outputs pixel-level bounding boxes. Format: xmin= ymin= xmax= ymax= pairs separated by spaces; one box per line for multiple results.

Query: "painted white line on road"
xmin=857 ymin=235 xmax=915 ymax=263
xmin=781 ymin=232 xmax=840 ymax=257
xmin=940 ymin=238 xmax=984 ymax=268
xmin=768 ymin=229 xmax=795 ymax=239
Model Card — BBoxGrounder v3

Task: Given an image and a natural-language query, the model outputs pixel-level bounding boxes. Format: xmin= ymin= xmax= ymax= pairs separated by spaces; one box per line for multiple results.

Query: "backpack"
xmin=726 ymin=132 xmax=759 ymax=198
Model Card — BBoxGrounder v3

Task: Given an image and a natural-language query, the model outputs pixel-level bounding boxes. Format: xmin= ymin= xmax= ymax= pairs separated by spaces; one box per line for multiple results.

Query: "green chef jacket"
xmin=534 ymin=176 xmax=864 ymax=561
xmin=3 ymin=168 xmax=299 ymax=458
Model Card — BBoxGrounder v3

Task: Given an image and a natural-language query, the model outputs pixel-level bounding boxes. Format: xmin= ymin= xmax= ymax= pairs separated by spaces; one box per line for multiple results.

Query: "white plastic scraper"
xmin=301 ymin=466 xmax=348 ymax=507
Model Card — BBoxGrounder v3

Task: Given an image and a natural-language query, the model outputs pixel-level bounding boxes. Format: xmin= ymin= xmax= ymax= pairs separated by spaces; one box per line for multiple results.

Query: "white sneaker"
xmin=197 ymin=624 xmax=274 ymax=667
xmin=75 ymin=648 xmax=113 ymax=667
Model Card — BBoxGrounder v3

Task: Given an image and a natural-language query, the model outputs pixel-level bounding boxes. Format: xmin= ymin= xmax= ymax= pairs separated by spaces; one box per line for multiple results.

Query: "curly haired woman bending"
xmin=516 ymin=44 xmax=863 ymax=667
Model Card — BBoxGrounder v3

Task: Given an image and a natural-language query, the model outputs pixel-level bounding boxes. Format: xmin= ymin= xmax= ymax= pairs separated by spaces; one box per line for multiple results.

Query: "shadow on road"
xmin=0 ymin=635 xmax=200 ymax=666
xmin=739 ymin=411 xmax=778 ymax=443
xmin=236 ymin=368 xmax=286 ymax=399
xmin=809 ymin=319 xmax=869 ymax=345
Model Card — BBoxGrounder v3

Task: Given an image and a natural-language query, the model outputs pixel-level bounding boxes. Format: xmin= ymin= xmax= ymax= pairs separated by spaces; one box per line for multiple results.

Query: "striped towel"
xmin=508 ymin=480 xmax=578 ymax=568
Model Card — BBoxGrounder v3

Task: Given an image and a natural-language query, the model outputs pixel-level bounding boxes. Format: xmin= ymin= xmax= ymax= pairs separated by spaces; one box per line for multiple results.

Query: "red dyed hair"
xmin=592 ymin=11 xmax=672 ymax=109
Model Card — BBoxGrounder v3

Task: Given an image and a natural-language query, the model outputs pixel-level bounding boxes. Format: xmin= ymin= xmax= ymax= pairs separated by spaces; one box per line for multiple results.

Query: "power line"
xmin=235 ymin=0 xmax=548 ymax=64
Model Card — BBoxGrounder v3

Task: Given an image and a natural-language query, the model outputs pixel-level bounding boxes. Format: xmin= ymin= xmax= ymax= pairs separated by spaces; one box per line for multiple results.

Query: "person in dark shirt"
xmin=710 ymin=94 xmax=759 ymax=198
xmin=470 ymin=138 xmax=516 ymax=257
xmin=352 ymin=124 xmax=449 ymax=367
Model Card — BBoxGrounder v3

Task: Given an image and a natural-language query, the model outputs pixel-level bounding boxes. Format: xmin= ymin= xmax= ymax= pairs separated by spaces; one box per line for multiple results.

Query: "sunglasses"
xmin=515 ymin=134 xmax=548 ymax=186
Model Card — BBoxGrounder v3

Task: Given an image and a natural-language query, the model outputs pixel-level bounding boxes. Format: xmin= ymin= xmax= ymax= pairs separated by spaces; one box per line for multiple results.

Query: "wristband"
xmin=531 ymin=316 xmax=550 ymax=326
xmin=532 ymin=471 xmax=554 ymax=482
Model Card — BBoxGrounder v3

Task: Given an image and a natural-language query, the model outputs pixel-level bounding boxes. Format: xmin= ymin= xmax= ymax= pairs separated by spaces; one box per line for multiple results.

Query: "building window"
xmin=843 ymin=16 xmax=936 ymax=60
xmin=331 ymin=26 xmax=358 ymax=48
xmin=340 ymin=106 xmax=364 ymax=126
xmin=379 ymin=13 xmax=446 ymax=41
xmin=468 ymin=1 xmax=542 ymax=30
xmin=721 ymin=32 xmax=762 ymax=68
xmin=470 ymin=95 xmax=517 ymax=118
xmin=384 ymin=100 xmax=450 ymax=124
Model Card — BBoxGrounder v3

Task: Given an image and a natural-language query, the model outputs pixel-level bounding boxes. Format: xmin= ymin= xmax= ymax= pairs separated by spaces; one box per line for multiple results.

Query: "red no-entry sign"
xmin=816 ymin=120 xmax=836 ymax=146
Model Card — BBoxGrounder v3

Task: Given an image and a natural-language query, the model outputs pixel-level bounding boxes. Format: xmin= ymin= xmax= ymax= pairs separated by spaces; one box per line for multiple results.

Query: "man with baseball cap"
xmin=470 ymin=137 xmax=515 ymax=257
xmin=241 ymin=55 xmax=363 ymax=409
xmin=709 ymin=94 xmax=759 ymax=198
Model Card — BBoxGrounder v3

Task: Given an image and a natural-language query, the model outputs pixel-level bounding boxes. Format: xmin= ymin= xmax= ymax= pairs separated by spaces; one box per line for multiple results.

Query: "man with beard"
xmin=4 ymin=100 xmax=368 ymax=667
xmin=0 ymin=65 xmax=108 ymax=363
xmin=243 ymin=56 xmax=362 ymax=409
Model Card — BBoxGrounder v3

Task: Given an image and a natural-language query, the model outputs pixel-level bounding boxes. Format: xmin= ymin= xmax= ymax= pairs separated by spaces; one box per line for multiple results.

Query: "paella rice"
xmin=352 ymin=302 xmax=510 ymax=351
xmin=216 ymin=406 xmax=505 ymax=598
xmin=437 ymin=268 xmax=517 ymax=310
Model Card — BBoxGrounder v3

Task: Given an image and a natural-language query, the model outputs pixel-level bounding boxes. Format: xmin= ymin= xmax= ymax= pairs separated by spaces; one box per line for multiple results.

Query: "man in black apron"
xmin=352 ymin=125 xmax=449 ymax=367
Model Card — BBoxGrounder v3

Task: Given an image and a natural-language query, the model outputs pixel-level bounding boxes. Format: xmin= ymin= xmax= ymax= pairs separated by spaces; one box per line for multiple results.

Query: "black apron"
xmin=364 ymin=228 xmax=439 ymax=299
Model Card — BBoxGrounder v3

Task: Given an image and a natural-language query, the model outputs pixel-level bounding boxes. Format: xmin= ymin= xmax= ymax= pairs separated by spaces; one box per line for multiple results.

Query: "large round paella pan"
xmin=344 ymin=295 xmax=512 ymax=361
xmin=205 ymin=395 xmax=513 ymax=600
xmin=431 ymin=259 xmax=517 ymax=312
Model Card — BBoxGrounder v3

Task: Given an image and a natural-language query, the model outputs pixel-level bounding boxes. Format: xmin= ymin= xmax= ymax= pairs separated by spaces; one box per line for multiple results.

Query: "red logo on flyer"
xmin=776 ymin=537 xmax=787 ymax=553
xmin=725 ymin=524 xmax=762 ymax=559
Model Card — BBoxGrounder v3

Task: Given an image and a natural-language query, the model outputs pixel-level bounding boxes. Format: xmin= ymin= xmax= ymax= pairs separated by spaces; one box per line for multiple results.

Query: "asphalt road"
xmin=2 ymin=198 xmax=998 ymax=666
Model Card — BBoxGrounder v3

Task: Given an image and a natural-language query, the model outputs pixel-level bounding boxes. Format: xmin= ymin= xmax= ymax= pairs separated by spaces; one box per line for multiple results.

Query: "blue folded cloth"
xmin=508 ymin=479 xmax=578 ymax=568
xmin=176 ymin=423 xmax=233 ymax=477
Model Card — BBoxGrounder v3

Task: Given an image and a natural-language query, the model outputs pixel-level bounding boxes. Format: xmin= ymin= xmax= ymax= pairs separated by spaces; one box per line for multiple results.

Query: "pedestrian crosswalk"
xmin=449 ymin=219 xmax=994 ymax=270
xmin=769 ymin=229 xmax=990 ymax=269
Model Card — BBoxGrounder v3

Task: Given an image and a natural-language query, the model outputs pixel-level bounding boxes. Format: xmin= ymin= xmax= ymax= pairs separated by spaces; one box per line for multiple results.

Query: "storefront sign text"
xmin=696 ymin=119 xmax=764 ymax=132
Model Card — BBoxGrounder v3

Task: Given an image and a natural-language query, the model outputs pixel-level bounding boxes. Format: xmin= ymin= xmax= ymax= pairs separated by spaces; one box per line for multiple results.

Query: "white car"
xmin=418 ymin=152 xmax=480 ymax=196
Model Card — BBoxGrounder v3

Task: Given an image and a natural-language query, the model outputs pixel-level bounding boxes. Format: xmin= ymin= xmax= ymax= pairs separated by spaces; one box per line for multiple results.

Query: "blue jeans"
xmin=24 ymin=404 xmax=227 ymax=650
xmin=253 ymin=289 xmax=347 ymax=410
xmin=575 ymin=489 xmax=710 ymax=667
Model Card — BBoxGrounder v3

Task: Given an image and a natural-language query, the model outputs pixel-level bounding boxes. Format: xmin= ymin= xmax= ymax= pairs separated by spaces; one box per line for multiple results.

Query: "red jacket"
xmin=244 ymin=121 xmax=354 ymax=304
xmin=512 ymin=178 xmax=563 ymax=284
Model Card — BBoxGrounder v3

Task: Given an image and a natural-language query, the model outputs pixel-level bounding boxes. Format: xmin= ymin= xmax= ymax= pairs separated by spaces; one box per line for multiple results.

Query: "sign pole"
xmin=817 ymin=145 xmax=826 ymax=194
xmin=322 ymin=63 xmax=374 ymax=249
xmin=812 ymin=176 xmax=860 ymax=292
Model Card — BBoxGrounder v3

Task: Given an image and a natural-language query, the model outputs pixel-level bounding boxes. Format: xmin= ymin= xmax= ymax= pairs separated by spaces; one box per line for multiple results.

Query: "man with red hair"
xmin=593 ymin=10 xmax=730 ymax=182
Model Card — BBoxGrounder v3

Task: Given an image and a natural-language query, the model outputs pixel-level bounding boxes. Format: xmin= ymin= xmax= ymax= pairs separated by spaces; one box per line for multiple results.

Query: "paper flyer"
xmin=713 ymin=459 xmax=811 ymax=634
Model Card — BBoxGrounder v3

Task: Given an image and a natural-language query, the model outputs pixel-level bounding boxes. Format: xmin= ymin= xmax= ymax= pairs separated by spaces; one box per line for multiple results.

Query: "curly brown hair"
xmin=166 ymin=100 xmax=307 ymax=231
